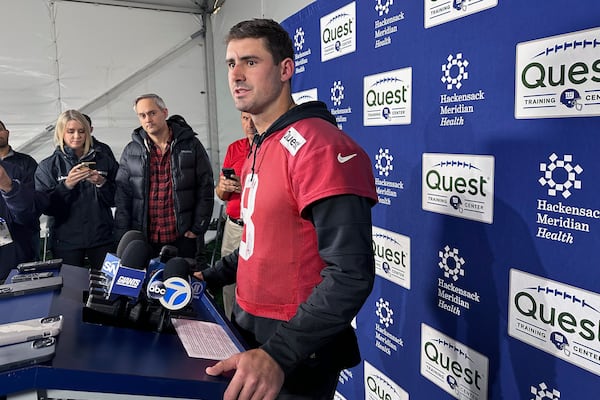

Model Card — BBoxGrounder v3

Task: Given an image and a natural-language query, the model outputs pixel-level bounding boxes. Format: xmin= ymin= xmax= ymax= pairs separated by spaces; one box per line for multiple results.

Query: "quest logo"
xmin=364 ymin=361 xmax=409 ymax=400
xmin=363 ymin=67 xmax=412 ymax=126
xmin=508 ymin=269 xmax=600 ymax=377
xmin=424 ymin=0 xmax=498 ymax=29
xmin=292 ymin=88 xmax=319 ymax=105
xmin=320 ymin=2 xmax=356 ymax=62
xmin=372 ymin=226 xmax=410 ymax=289
xmin=421 ymin=323 xmax=489 ymax=400
xmin=515 ymin=27 xmax=600 ymax=119
xmin=422 ymin=153 xmax=495 ymax=224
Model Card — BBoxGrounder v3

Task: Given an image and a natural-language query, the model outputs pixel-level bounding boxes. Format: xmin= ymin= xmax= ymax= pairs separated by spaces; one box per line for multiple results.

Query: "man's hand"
xmin=0 ymin=164 xmax=13 ymax=192
xmin=219 ymin=174 xmax=242 ymax=194
xmin=184 ymin=230 xmax=197 ymax=239
xmin=206 ymin=348 xmax=284 ymax=400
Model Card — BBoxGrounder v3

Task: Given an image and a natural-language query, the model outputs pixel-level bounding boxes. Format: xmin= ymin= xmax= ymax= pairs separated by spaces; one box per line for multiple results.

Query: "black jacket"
xmin=0 ymin=161 xmax=48 ymax=280
xmin=1 ymin=148 xmax=38 ymax=184
xmin=114 ymin=116 xmax=214 ymax=241
xmin=202 ymin=101 xmax=376 ymax=383
xmin=35 ymin=147 xmax=118 ymax=251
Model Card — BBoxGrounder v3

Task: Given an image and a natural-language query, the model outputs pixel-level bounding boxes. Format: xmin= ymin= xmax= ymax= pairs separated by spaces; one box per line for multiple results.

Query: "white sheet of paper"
xmin=172 ymin=318 xmax=241 ymax=360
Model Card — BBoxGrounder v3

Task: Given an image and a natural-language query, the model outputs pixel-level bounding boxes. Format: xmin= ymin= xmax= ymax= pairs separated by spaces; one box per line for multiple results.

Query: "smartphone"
xmin=222 ymin=168 xmax=235 ymax=179
xmin=0 ymin=337 xmax=56 ymax=372
xmin=0 ymin=315 xmax=63 ymax=347
xmin=78 ymin=161 xmax=96 ymax=170
xmin=11 ymin=271 xmax=54 ymax=283
xmin=17 ymin=258 xmax=62 ymax=273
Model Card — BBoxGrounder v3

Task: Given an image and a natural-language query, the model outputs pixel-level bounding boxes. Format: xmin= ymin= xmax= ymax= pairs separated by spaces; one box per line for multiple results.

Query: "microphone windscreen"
xmin=116 ymin=230 xmax=146 ymax=258
xmin=159 ymin=245 xmax=178 ymax=263
xmin=120 ymin=240 xmax=153 ymax=270
xmin=163 ymin=257 xmax=190 ymax=280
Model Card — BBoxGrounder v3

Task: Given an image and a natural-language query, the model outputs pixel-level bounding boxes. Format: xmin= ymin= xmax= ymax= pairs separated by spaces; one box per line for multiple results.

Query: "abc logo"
xmin=159 ymin=277 xmax=192 ymax=311
xmin=147 ymin=281 xmax=166 ymax=299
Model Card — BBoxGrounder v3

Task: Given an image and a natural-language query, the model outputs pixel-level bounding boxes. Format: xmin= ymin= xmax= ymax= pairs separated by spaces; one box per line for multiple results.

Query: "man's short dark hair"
xmin=227 ymin=19 xmax=293 ymax=65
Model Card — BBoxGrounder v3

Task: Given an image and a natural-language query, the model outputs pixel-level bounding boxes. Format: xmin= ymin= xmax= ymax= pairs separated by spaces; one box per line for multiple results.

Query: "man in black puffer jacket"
xmin=115 ymin=94 xmax=214 ymax=260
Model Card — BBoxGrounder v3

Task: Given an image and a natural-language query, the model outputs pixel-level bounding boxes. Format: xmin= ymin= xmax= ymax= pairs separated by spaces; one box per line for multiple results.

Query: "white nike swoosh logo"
xmin=337 ymin=153 xmax=357 ymax=163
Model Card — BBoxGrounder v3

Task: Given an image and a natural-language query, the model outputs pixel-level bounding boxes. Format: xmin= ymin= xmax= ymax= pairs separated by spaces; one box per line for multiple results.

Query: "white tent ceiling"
xmin=1 ymin=0 xmax=223 ymax=164
xmin=1 ymin=0 xmax=314 ymax=171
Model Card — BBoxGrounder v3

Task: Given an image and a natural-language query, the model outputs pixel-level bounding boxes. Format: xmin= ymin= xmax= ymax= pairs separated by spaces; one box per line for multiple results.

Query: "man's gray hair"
xmin=133 ymin=93 xmax=167 ymax=111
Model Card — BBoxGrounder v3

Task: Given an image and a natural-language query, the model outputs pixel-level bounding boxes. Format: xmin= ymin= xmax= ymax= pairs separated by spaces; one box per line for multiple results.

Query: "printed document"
xmin=172 ymin=318 xmax=241 ymax=360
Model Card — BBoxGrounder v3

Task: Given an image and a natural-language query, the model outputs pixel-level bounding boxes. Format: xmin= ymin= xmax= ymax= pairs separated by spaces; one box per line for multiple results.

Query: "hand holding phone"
xmin=78 ymin=161 xmax=96 ymax=170
xmin=222 ymin=168 xmax=236 ymax=180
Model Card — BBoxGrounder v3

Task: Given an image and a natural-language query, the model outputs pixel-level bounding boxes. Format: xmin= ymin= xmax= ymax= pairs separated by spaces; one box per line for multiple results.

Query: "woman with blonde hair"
xmin=35 ymin=110 xmax=119 ymax=269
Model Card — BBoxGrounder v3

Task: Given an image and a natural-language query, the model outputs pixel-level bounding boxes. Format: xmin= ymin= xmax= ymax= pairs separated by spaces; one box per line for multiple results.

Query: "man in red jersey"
xmin=215 ymin=111 xmax=256 ymax=319
xmin=197 ymin=19 xmax=377 ymax=400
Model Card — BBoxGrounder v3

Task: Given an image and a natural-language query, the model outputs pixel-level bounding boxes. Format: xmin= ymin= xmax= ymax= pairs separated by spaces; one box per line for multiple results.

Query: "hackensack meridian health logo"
xmin=421 ymin=323 xmax=489 ymax=400
xmin=530 ymin=382 xmax=560 ymax=400
xmin=437 ymin=245 xmax=481 ymax=317
xmin=515 ymin=26 xmax=600 ymax=119
xmin=536 ymin=152 xmax=596 ymax=246
xmin=508 ymin=269 xmax=600 ymax=377
xmin=364 ymin=68 xmax=412 ymax=126
xmin=439 ymin=52 xmax=486 ymax=127
xmin=374 ymin=147 xmax=405 ymax=206
xmin=330 ymin=80 xmax=352 ymax=129
xmin=422 ymin=153 xmax=495 ymax=224
xmin=320 ymin=2 xmax=356 ymax=62
xmin=293 ymin=26 xmax=312 ymax=75
xmin=374 ymin=297 xmax=404 ymax=356
xmin=373 ymin=0 xmax=406 ymax=50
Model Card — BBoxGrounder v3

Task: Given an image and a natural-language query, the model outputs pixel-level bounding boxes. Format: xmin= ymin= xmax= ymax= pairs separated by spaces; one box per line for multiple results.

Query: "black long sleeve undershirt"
xmin=202 ymin=194 xmax=375 ymax=375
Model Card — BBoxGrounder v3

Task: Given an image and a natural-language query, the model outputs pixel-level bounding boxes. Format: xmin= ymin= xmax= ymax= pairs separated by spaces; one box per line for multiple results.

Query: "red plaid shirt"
xmin=147 ymin=136 xmax=177 ymax=244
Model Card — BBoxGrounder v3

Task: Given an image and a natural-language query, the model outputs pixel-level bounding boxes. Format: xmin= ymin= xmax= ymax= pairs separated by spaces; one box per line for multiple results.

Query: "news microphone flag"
xmin=146 ymin=257 xmax=198 ymax=311
xmin=100 ymin=253 xmax=146 ymax=299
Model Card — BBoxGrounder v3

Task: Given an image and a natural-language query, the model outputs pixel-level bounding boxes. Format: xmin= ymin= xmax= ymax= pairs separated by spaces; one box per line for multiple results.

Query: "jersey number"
xmin=239 ymin=175 xmax=258 ymax=260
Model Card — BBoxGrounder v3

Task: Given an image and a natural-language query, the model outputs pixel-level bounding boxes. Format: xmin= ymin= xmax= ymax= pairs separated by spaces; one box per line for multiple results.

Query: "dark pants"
xmin=52 ymin=242 xmax=115 ymax=271
xmin=277 ymin=370 xmax=339 ymax=399
xmin=231 ymin=318 xmax=340 ymax=399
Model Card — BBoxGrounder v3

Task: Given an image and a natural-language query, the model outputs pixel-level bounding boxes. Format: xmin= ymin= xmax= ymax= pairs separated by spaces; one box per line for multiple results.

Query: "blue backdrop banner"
xmin=282 ymin=1 xmax=600 ymax=399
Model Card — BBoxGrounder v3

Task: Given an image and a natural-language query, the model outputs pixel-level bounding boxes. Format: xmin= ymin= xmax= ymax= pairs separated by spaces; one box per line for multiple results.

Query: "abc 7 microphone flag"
xmin=146 ymin=257 xmax=205 ymax=311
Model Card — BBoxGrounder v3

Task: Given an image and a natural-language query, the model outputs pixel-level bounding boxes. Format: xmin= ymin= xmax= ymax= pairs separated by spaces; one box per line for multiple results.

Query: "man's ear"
xmin=280 ymin=57 xmax=295 ymax=82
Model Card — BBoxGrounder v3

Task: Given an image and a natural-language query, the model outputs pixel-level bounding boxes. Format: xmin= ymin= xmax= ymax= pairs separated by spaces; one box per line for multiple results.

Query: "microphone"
xmin=88 ymin=230 xmax=144 ymax=297
xmin=147 ymin=257 xmax=194 ymax=311
xmin=146 ymin=245 xmax=178 ymax=278
xmin=116 ymin=230 xmax=146 ymax=258
xmin=85 ymin=239 xmax=151 ymax=314
xmin=105 ymin=239 xmax=152 ymax=299
xmin=159 ymin=245 xmax=178 ymax=262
